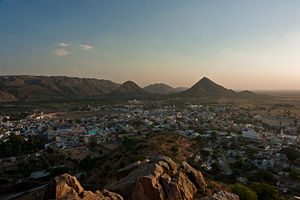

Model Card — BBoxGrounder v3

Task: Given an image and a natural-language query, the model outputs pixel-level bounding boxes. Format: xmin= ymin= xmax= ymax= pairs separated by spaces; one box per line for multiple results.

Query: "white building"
xmin=242 ymin=131 xmax=260 ymax=140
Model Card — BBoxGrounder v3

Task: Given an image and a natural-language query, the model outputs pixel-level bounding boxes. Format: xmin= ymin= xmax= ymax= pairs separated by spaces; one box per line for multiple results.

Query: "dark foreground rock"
xmin=43 ymin=173 xmax=123 ymax=200
xmin=43 ymin=156 xmax=239 ymax=200
xmin=105 ymin=156 xmax=207 ymax=200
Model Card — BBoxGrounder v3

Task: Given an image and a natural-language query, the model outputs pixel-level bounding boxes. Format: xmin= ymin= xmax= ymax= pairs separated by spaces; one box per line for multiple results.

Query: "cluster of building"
xmin=0 ymin=100 xmax=299 ymax=192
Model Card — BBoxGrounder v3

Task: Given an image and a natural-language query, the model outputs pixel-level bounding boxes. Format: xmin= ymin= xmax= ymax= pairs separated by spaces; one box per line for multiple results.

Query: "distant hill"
xmin=178 ymin=77 xmax=260 ymax=99
xmin=179 ymin=77 xmax=237 ymax=98
xmin=175 ymin=87 xmax=188 ymax=93
xmin=0 ymin=75 xmax=120 ymax=102
xmin=144 ymin=83 xmax=177 ymax=94
xmin=239 ymin=90 xmax=256 ymax=97
xmin=110 ymin=81 xmax=147 ymax=97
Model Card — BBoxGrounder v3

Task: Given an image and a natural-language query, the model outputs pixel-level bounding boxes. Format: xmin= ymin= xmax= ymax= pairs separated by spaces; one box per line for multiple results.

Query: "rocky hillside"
xmin=144 ymin=83 xmax=177 ymax=95
xmin=0 ymin=75 xmax=120 ymax=102
xmin=0 ymin=91 xmax=18 ymax=102
xmin=43 ymin=156 xmax=239 ymax=200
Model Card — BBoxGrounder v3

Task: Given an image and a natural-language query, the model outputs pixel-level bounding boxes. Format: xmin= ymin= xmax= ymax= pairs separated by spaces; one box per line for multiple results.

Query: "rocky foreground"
xmin=43 ymin=156 xmax=239 ymax=200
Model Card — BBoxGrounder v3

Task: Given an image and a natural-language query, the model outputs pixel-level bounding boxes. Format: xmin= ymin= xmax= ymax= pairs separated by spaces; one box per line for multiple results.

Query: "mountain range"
xmin=0 ymin=75 xmax=257 ymax=102
xmin=0 ymin=75 xmax=120 ymax=102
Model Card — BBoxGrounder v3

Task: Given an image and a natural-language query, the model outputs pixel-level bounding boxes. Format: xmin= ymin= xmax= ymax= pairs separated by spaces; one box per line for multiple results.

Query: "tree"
xmin=90 ymin=137 xmax=97 ymax=147
xmin=75 ymin=119 xmax=81 ymax=124
xmin=280 ymin=147 xmax=300 ymax=163
xmin=171 ymin=145 xmax=179 ymax=153
xmin=250 ymin=182 xmax=279 ymax=200
xmin=211 ymin=162 xmax=221 ymax=174
xmin=229 ymin=183 xmax=257 ymax=200
xmin=290 ymin=168 xmax=300 ymax=180
xmin=194 ymin=136 xmax=207 ymax=148
xmin=0 ymin=134 xmax=48 ymax=157
xmin=200 ymin=150 xmax=209 ymax=158
xmin=249 ymin=170 xmax=275 ymax=184
xmin=210 ymin=132 xmax=217 ymax=141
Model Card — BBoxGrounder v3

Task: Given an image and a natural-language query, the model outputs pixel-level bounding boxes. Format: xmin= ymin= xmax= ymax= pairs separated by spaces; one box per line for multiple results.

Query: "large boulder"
xmin=105 ymin=156 xmax=207 ymax=200
xmin=43 ymin=173 xmax=123 ymax=200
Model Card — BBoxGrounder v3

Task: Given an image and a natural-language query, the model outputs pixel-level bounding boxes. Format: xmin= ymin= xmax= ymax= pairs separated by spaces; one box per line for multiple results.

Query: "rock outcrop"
xmin=105 ymin=156 xmax=207 ymax=200
xmin=43 ymin=173 xmax=123 ymax=200
xmin=43 ymin=156 xmax=239 ymax=200
xmin=200 ymin=191 xmax=239 ymax=200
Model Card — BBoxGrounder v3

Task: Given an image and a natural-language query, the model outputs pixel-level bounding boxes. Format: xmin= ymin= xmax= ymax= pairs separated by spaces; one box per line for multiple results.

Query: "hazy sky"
xmin=1 ymin=0 xmax=300 ymax=90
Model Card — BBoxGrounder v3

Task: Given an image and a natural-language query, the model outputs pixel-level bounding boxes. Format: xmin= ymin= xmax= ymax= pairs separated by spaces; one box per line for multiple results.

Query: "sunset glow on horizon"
xmin=1 ymin=0 xmax=300 ymax=90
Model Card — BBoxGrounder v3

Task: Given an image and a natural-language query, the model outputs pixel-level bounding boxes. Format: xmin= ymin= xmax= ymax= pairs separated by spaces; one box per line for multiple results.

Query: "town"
xmin=0 ymin=100 xmax=299 ymax=199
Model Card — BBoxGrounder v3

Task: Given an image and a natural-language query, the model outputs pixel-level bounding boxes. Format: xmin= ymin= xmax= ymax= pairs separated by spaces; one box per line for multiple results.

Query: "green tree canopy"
xmin=280 ymin=147 xmax=300 ymax=163
xmin=250 ymin=182 xmax=279 ymax=200
xmin=0 ymin=134 xmax=48 ymax=157
xmin=229 ymin=183 xmax=257 ymax=200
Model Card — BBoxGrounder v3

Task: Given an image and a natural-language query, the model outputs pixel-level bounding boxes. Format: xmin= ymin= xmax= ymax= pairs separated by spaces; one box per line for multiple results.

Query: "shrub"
xmin=290 ymin=168 xmax=300 ymax=180
xmin=254 ymin=170 xmax=275 ymax=183
xmin=280 ymin=147 xmax=300 ymax=163
xmin=211 ymin=162 xmax=221 ymax=174
xmin=250 ymin=182 xmax=279 ymax=200
xmin=171 ymin=145 xmax=179 ymax=153
xmin=228 ymin=183 xmax=257 ymax=200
